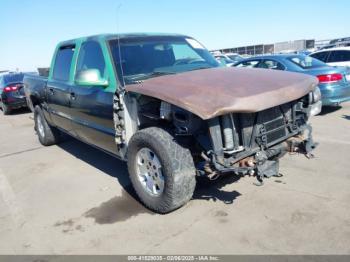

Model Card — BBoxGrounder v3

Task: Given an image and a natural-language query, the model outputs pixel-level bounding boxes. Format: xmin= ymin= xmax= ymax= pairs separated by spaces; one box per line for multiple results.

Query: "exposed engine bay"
xmin=133 ymin=92 xmax=319 ymax=185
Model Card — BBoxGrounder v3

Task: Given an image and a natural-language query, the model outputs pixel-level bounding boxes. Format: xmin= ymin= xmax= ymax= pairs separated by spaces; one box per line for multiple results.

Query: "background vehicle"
xmin=310 ymin=47 xmax=350 ymax=67
xmin=213 ymin=54 xmax=235 ymax=66
xmin=234 ymin=54 xmax=350 ymax=107
xmin=225 ymin=53 xmax=243 ymax=63
xmin=0 ymin=72 xmax=27 ymax=115
xmin=297 ymin=50 xmax=312 ymax=56
xmin=24 ymin=34 xmax=320 ymax=213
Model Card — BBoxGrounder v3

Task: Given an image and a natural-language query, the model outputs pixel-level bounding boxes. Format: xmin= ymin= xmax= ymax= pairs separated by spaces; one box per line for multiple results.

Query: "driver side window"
xmin=76 ymin=41 xmax=106 ymax=79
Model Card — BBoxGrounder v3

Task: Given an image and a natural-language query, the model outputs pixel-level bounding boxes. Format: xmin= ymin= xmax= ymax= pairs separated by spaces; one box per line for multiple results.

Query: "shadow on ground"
xmin=58 ymin=138 xmax=130 ymax=189
xmin=57 ymin=138 xmax=242 ymax=222
xmin=58 ymin=138 xmax=150 ymax=224
xmin=318 ymin=105 xmax=342 ymax=116
xmin=1 ymin=107 xmax=31 ymax=116
xmin=193 ymin=175 xmax=242 ymax=204
xmin=342 ymin=115 xmax=350 ymax=120
xmin=84 ymin=185 xmax=154 ymax=224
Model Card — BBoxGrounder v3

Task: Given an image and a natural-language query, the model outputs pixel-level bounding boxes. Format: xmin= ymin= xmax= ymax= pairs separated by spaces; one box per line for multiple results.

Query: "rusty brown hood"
xmin=126 ymin=67 xmax=318 ymax=120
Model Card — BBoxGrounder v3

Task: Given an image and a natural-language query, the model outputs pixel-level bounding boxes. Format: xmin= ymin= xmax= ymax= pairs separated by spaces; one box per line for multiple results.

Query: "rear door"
xmin=46 ymin=44 xmax=75 ymax=133
xmin=70 ymin=40 xmax=116 ymax=154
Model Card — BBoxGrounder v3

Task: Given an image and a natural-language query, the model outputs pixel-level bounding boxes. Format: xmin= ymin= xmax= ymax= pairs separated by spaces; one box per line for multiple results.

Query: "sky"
xmin=1 ymin=0 xmax=350 ymax=71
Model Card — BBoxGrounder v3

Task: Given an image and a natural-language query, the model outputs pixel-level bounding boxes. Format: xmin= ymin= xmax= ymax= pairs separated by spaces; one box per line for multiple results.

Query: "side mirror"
xmin=75 ymin=69 xmax=109 ymax=87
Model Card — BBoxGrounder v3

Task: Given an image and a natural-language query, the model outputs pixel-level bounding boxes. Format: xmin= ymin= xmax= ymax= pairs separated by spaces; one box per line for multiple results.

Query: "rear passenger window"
xmin=259 ymin=60 xmax=285 ymax=70
xmin=328 ymin=51 xmax=350 ymax=62
xmin=235 ymin=60 xmax=260 ymax=68
xmin=52 ymin=45 xmax=75 ymax=81
xmin=310 ymin=51 xmax=330 ymax=62
xmin=76 ymin=41 xmax=106 ymax=78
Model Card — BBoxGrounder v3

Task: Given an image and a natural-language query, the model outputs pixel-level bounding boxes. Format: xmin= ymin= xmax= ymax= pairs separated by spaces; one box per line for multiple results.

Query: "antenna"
xmin=116 ymin=3 xmax=126 ymax=88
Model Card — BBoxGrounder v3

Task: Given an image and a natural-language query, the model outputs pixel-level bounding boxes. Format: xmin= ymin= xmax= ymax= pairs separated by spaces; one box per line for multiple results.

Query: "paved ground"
xmin=0 ymin=103 xmax=350 ymax=255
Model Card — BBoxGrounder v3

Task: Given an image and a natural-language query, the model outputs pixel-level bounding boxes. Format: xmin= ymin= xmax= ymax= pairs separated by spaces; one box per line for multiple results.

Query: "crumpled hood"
xmin=126 ymin=67 xmax=318 ymax=120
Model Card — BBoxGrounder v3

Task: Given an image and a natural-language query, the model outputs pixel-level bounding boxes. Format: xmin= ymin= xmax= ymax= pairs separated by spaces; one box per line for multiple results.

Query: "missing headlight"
xmin=311 ymin=86 xmax=322 ymax=103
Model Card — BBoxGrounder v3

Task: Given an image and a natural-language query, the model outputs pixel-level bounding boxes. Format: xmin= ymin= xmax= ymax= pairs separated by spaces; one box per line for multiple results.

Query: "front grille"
xmin=265 ymin=117 xmax=284 ymax=131
xmin=264 ymin=117 xmax=286 ymax=144
xmin=221 ymin=102 xmax=300 ymax=152
xmin=266 ymin=127 xmax=286 ymax=143
xmin=255 ymin=107 xmax=287 ymax=146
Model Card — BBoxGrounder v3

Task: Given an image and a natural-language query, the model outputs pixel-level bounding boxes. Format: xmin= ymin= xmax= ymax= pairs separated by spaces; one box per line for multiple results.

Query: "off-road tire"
xmin=1 ymin=102 xmax=11 ymax=115
xmin=34 ymin=105 xmax=61 ymax=146
xmin=127 ymin=127 xmax=196 ymax=213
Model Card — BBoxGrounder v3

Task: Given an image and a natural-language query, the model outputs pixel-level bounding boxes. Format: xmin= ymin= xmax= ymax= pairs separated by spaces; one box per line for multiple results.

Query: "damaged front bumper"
xmin=310 ymin=100 xmax=322 ymax=116
xmin=208 ymin=130 xmax=317 ymax=175
xmin=197 ymin=100 xmax=318 ymax=183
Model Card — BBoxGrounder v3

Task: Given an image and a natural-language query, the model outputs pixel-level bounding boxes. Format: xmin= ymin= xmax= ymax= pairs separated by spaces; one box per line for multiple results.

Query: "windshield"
xmin=287 ymin=55 xmax=326 ymax=69
xmin=109 ymin=36 xmax=219 ymax=84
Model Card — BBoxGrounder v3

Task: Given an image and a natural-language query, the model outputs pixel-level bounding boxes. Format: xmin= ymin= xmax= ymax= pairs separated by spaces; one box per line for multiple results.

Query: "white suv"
xmin=310 ymin=47 xmax=350 ymax=67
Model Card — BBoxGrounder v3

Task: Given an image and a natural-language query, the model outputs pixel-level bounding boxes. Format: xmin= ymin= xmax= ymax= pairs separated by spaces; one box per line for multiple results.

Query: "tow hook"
xmin=254 ymin=151 xmax=266 ymax=186
xmin=253 ymin=150 xmax=282 ymax=186
xmin=253 ymin=176 xmax=264 ymax=187
xmin=305 ymin=152 xmax=315 ymax=159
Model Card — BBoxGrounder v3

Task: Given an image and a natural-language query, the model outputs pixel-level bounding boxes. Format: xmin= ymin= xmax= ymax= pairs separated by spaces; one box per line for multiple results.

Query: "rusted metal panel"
xmin=126 ymin=67 xmax=318 ymax=120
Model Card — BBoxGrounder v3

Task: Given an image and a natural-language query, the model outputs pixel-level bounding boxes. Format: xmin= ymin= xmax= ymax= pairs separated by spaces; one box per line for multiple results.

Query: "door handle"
xmin=70 ymin=92 xmax=76 ymax=100
xmin=48 ymin=88 xmax=54 ymax=95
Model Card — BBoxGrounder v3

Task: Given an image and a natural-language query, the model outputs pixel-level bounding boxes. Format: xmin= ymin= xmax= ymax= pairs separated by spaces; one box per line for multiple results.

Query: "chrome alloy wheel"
xmin=135 ymin=148 xmax=165 ymax=196
xmin=37 ymin=114 xmax=45 ymax=138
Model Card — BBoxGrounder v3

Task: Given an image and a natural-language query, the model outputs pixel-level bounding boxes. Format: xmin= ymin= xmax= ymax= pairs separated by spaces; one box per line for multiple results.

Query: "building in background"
xmin=213 ymin=37 xmax=349 ymax=56
xmin=0 ymin=70 xmax=9 ymax=76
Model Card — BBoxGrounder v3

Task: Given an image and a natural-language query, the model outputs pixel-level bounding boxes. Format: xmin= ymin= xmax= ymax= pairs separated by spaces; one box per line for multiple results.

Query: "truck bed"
xmin=23 ymin=74 xmax=48 ymax=111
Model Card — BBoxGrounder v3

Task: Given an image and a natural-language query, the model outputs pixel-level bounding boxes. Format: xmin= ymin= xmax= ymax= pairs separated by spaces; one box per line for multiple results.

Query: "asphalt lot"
xmin=0 ymin=103 xmax=350 ymax=255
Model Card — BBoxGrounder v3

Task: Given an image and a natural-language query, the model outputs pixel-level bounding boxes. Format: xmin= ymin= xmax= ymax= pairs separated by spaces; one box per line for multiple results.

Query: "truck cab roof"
xmin=57 ymin=33 xmax=191 ymax=46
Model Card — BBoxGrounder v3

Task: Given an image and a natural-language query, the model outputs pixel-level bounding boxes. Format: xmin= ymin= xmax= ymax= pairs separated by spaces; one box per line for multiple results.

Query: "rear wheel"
xmin=34 ymin=105 xmax=61 ymax=146
xmin=127 ymin=127 xmax=196 ymax=213
xmin=1 ymin=102 xmax=11 ymax=115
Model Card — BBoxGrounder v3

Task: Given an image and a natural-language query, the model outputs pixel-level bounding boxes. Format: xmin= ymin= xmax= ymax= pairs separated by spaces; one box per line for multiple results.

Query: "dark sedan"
xmin=0 ymin=73 xmax=27 ymax=115
xmin=233 ymin=54 xmax=350 ymax=107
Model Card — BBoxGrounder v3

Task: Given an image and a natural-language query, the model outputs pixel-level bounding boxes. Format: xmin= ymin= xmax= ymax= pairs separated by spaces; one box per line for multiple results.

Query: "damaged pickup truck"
xmin=24 ymin=34 xmax=321 ymax=213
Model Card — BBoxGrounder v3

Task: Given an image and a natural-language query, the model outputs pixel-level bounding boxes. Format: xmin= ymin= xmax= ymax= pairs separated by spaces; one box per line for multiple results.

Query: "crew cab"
xmin=24 ymin=34 xmax=321 ymax=213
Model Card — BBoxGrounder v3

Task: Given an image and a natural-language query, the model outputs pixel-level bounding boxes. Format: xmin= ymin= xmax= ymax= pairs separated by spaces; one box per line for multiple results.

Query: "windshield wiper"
xmin=126 ymin=71 xmax=176 ymax=82
xmin=188 ymin=66 xmax=213 ymax=72
xmin=151 ymin=70 xmax=177 ymax=76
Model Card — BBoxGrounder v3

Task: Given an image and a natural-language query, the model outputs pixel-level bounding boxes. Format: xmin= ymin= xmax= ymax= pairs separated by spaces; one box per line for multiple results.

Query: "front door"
xmin=69 ymin=40 xmax=117 ymax=154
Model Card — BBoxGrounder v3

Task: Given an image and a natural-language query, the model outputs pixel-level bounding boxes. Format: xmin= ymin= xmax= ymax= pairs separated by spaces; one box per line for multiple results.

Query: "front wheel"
xmin=127 ymin=127 xmax=196 ymax=213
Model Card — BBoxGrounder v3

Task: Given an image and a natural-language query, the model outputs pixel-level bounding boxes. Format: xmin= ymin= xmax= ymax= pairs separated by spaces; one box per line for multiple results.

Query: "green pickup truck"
xmin=24 ymin=33 xmax=321 ymax=213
